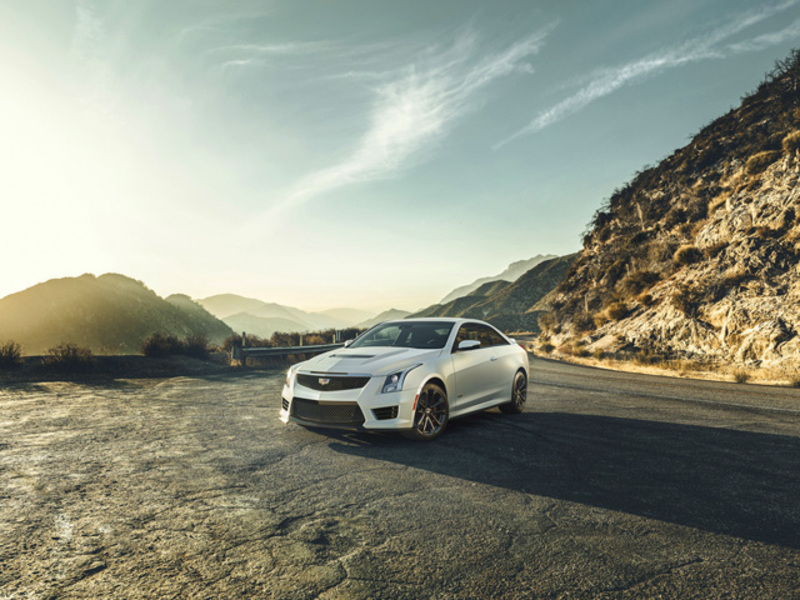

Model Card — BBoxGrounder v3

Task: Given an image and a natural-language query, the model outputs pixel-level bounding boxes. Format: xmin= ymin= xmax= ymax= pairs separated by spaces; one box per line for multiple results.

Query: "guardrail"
xmin=231 ymin=342 xmax=344 ymax=363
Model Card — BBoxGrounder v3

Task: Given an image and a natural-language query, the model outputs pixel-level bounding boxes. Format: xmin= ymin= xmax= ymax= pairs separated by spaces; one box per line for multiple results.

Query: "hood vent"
xmin=329 ymin=354 xmax=375 ymax=359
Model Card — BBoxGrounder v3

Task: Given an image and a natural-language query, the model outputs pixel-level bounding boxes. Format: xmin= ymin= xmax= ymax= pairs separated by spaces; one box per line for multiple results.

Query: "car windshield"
xmin=349 ymin=321 xmax=454 ymax=349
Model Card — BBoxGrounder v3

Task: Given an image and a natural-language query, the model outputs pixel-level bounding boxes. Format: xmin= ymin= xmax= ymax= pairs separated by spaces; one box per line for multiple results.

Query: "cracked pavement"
xmin=1 ymin=358 xmax=800 ymax=598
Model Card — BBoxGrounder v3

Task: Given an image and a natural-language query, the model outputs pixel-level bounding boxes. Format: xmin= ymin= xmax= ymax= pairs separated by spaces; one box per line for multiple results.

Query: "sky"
xmin=2 ymin=0 xmax=800 ymax=312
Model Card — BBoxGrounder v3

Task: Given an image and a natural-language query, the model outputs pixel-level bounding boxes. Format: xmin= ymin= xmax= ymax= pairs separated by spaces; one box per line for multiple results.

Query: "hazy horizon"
xmin=3 ymin=0 xmax=800 ymax=312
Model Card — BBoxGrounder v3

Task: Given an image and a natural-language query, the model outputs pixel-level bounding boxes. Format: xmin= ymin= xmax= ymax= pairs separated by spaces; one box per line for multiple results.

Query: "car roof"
xmin=380 ymin=317 xmax=490 ymax=326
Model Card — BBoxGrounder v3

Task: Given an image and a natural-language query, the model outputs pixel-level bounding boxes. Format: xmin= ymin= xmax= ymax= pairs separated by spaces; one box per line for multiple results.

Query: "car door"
xmin=475 ymin=323 xmax=518 ymax=401
xmin=450 ymin=323 xmax=499 ymax=410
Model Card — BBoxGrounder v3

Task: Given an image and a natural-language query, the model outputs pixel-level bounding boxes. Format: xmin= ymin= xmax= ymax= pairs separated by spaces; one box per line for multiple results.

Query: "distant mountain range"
xmin=355 ymin=308 xmax=412 ymax=329
xmin=0 ymin=258 xmax=573 ymax=356
xmin=0 ymin=273 xmax=232 ymax=355
xmin=196 ymin=294 xmax=377 ymax=338
xmin=439 ymin=254 xmax=557 ymax=304
xmin=412 ymin=254 xmax=576 ymax=332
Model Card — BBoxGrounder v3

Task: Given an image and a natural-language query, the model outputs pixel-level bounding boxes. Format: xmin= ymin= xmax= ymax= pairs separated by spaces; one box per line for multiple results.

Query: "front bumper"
xmin=279 ymin=374 xmax=416 ymax=431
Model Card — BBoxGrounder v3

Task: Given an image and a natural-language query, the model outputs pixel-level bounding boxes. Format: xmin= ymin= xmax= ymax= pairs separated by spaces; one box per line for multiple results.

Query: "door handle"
xmin=490 ymin=356 xmax=498 ymax=361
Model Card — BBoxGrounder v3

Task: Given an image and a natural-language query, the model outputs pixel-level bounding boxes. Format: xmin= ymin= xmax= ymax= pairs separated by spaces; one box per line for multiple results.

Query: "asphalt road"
xmin=2 ymin=357 xmax=800 ymax=599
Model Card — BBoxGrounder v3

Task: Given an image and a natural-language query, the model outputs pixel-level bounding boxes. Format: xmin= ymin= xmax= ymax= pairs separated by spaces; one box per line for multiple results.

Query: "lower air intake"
xmin=291 ymin=397 xmax=365 ymax=426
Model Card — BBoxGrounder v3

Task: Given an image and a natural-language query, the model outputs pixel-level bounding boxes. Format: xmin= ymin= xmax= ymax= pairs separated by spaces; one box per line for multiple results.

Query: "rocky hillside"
xmin=413 ymin=254 xmax=576 ymax=333
xmin=0 ymin=274 xmax=233 ymax=354
xmin=542 ymin=49 xmax=800 ymax=367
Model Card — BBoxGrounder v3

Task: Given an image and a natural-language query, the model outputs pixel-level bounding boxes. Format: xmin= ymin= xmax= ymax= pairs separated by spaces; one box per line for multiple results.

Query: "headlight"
xmin=381 ymin=364 xmax=421 ymax=394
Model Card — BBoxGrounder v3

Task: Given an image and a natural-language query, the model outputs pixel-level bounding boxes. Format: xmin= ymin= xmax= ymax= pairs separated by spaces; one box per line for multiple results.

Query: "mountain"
xmin=222 ymin=312 xmax=308 ymax=339
xmin=439 ymin=254 xmax=557 ymax=304
xmin=165 ymin=294 xmax=236 ymax=342
xmin=0 ymin=274 xmax=233 ymax=355
xmin=411 ymin=254 xmax=576 ymax=332
xmin=195 ymin=294 xmax=271 ymax=319
xmin=356 ymin=308 xmax=412 ymax=329
xmin=197 ymin=293 xmax=368 ymax=334
xmin=542 ymin=49 xmax=800 ymax=367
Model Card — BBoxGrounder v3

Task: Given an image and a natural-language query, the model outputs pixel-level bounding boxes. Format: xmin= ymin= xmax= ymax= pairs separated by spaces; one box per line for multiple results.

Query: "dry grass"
xmin=703 ymin=241 xmax=727 ymax=259
xmin=782 ymin=130 xmax=800 ymax=154
xmin=745 ymin=150 xmax=780 ymax=175
xmin=733 ymin=368 xmax=751 ymax=384
xmin=707 ymin=191 xmax=731 ymax=215
xmin=557 ymin=353 xmax=798 ymax=386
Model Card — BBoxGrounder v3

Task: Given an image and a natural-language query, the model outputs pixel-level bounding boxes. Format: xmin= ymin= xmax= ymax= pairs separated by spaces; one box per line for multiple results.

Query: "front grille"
xmin=372 ymin=406 xmax=398 ymax=420
xmin=291 ymin=397 xmax=365 ymax=426
xmin=281 ymin=397 xmax=289 ymax=411
xmin=296 ymin=374 xmax=370 ymax=392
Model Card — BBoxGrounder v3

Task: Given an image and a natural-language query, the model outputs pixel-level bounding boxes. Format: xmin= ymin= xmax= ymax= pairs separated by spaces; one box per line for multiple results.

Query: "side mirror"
xmin=343 ymin=339 xmax=353 ymax=347
xmin=457 ymin=340 xmax=481 ymax=352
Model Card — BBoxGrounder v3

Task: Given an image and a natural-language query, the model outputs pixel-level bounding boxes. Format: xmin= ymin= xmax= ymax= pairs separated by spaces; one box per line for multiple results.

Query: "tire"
xmin=402 ymin=382 xmax=449 ymax=441
xmin=499 ymin=370 xmax=527 ymax=414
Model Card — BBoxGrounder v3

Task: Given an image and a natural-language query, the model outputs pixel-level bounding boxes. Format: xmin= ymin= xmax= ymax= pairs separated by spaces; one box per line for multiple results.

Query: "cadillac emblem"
xmin=318 ymin=378 xmax=331 ymax=386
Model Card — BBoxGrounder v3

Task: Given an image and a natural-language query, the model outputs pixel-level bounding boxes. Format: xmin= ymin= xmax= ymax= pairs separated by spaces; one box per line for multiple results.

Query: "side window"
xmin=453 ymin=324 xmax=479 ymax=351
xmin=453 ymin=323 xmax=508 ymax=351
xmin=476 ymin=324 xmax=508 ymax=347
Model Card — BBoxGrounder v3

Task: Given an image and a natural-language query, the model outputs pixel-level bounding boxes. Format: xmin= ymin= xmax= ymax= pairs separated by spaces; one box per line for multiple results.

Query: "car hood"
xmin=298 ymin=346 xmax=443 ymax=376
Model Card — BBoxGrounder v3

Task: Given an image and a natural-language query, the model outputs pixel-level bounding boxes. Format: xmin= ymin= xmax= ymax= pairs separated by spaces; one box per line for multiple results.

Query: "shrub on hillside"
xmin=141 ymin=333 xmax=184 ymax=358
xmin=638 ymin=293 xmax=655 ymax=307
xmin=733 ymin=368 xmax=751 ymax=384
xmin=0 ymin=341 xmax=23 ymax=370
xmin=43 ymin=343 xmax=95 ymax=373
xmin=671 ymin=285 xmax=702 ymax=317
xmin=621 ymin=270 xmax=660 ymax=295
xmin=141 ymin=332 xmax=212 ymax=359
xmin=782 ymin=130 xmax=800 ymax=154
xmin=745 ymin=150 xmax=780 ymax=175
xmin=673 ymin=245 xmax=702 ymax=266
xmin=572 ymin=313 xmax=596 ymax=333
xmin=537 ymin=312 xmax=557 ymax=333
xmin=183 ymin=334 xmax=210 ymax=359
xmin=221 ymin=333 xmax=271 ymax=352
xmin=605 ymin=301 xmax=630 ymax=321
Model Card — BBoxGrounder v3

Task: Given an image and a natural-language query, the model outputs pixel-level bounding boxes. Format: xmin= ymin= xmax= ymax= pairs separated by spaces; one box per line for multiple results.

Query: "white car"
xmin=279 ymin=318 xmax=529 ymax=441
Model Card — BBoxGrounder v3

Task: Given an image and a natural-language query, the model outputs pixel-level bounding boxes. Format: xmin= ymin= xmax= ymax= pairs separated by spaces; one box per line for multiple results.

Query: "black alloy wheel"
xmin=403 ymin=383 xmax=449 ymax=441
xmin=500 ymin=370 xmax=527 ymax=414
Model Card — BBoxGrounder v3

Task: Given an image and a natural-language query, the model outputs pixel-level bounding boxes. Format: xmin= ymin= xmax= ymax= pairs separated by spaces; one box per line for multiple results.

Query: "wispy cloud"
xmin=216 ymin=42 xmax=335 ymax=71
xmin=726 ymin=16 xmax=800 ymax=53
xmin=256 ymin=25 xmax=554 ymax=223
xmin=495 ymin=1 xmax=800 ymax=149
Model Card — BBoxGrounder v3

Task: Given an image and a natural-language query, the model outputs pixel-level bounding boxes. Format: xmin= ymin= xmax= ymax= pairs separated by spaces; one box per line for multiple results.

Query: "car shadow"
xmin=327 ymin=410 xmax=800 ymax=549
